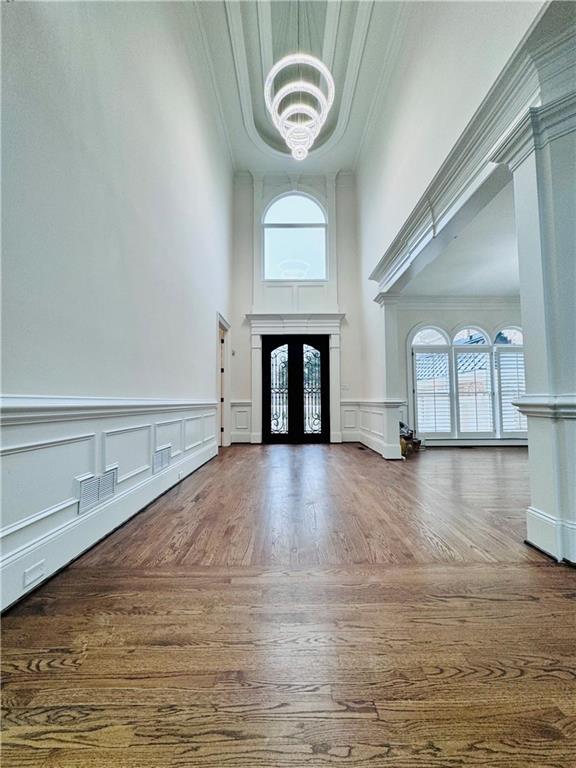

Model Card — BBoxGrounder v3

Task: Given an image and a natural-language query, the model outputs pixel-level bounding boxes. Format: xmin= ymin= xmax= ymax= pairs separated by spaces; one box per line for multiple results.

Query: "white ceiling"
xmin=400 ymin=182 xmax=520 ymax=297
xmin=196 ymin=1 xmax=407 ymax=173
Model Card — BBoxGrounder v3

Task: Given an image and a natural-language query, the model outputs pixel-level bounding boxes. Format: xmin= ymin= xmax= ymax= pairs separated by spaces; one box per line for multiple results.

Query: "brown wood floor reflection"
xmin=2 ymin=445 xmax=576 ymax=767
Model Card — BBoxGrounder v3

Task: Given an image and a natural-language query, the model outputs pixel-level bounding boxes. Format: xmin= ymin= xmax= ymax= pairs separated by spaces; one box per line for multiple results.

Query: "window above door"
xmin=263 ymin=193 xmax=327 ymax=281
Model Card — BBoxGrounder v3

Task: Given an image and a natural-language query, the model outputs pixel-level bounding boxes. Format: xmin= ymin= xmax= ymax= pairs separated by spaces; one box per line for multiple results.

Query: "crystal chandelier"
xmin=264 ymin=53 xmax=335 ymax=161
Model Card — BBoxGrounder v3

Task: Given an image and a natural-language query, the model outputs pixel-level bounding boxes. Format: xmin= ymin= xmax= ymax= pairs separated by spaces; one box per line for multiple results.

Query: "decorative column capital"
xmin=491 ymin=91 xmax=576 ymax=172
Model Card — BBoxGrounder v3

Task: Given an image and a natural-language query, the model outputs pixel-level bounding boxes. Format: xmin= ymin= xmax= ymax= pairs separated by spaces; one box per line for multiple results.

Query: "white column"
xmin=493 ymin=81 xmax=576 ymax=560
xmin=371 ymin=297 xmax=405 ymax=460
xmin=329 ymin=332 xmax=342 ymax=442
xmin=250 ymin=333 xmax=262 ymax=443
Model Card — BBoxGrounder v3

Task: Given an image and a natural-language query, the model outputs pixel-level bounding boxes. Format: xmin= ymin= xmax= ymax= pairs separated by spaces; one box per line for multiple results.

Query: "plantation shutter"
xmin=497 ymin=349 xmax=527 ymax=433
xmin=413 ymin=351 xmax=452 ymax=434
xmin=455 ymin=351 xmax=494 ymax=433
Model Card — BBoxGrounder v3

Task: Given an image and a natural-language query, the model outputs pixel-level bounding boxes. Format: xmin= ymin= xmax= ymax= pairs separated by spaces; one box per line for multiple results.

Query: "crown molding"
xmin=374 ymin=294 xmax=521 ymax=311
xmin=368 ymin=48 xmax=540 ymax=291
xmin=368 ymin=7 xmax=575 ymax=296
xmin=491 ymin=91 xmax=576 ymax=171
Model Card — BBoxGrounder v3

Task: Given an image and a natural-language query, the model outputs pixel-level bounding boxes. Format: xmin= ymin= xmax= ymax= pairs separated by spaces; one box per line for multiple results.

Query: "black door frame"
xmin=262 ymin=335 xmax=330 ymax=444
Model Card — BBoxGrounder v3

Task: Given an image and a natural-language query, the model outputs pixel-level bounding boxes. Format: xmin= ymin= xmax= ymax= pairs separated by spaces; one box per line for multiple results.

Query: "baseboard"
xmin=1 ymin=442 xmax=217 ymax=611
xmin=342 ymin=430 xmax=402 ymax=460
xmin=526 ymin=506 xmax=576 ymax=563
xmin=230 ymin=432 xmax=251 ymax=443
xmin=425 ymin=439 xmax=528 ymax=447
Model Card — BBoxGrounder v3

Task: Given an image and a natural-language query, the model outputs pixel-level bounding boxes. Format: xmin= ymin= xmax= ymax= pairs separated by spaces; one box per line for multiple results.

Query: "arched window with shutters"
xmin=494 ymin=328 xmax=527 ymax=435
xmin=452 ymin=327 xmax=494 ymax=435
xmin=411 ymin=327 xmax=452 ymax=436
xmin=410 ymin=324 xmax=527 ymax=440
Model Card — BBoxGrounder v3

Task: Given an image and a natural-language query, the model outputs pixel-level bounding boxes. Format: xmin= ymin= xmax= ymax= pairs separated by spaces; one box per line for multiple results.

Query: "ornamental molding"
xmin=513 ymin=394 xmax=576 ymax=419
xmin=0 ymin=396 xmax=218 ymax=426
xmin=368 ymin=46 xmax=540 ymax=293
xmin=246 ymin=313 xmax=345 ymax=337
xmin=491 ymin=91 xmax=576 ymax=171
xmin=367 ymin=9 xmax=576 ymax=298
xmin=374 ymin=295 xmax=521 ymax=311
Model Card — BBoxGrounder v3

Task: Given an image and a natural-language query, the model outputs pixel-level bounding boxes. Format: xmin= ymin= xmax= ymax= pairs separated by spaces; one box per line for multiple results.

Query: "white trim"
xmin=491 ymin=91 xmax=576 ymax=171
xmin=526 ymin=506 xmax=576 ymax=563
xmin=0 ymin=396 xmax=218 ymax=425
xmin=514 ymin=395 xmax=576 ymax=419
xmin=366 ymin=6 xmax=556 ymax=296
xmin=246 ymin=313 xmax=345 ymax=336
xmin=247 ymin=313 xmax=344 ymax=444
xmin=1 ymin=442 xmax=218 ymax=611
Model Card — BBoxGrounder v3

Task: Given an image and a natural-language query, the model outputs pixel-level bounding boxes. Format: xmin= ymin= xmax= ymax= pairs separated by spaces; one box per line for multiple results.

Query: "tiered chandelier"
xmin=264 ymin=53 xmax=335 ymax=161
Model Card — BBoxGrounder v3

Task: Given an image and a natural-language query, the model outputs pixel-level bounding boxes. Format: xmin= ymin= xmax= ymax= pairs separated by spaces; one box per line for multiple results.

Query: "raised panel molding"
xmin=231 ymin=401 xmax=252 ymax=443
xmin=0 ymin=397 xmax=219 ymax=610
xmin=341 ymin=400 xmax=405 ymax=460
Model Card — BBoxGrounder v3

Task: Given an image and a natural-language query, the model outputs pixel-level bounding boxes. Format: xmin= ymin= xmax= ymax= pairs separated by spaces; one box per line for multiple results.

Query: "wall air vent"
xmin=99 ymin=468 xmax=117 ymax=502
xmin=78 ymin=475 xmax=100 ymax=513
xmin=153 ymin=445 xmax=171 ymax=474
xmin=77 ymin=468 xmax=118 ymax=514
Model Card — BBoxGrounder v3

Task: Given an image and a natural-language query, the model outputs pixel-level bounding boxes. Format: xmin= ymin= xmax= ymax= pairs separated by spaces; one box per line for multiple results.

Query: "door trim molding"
xmin=247 ymin=313 xmax=344 ymax=443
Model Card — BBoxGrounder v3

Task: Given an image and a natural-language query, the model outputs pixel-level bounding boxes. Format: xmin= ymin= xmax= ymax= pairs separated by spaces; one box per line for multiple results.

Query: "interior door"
xmin=262 ymin=335 xmax=330 ymax=444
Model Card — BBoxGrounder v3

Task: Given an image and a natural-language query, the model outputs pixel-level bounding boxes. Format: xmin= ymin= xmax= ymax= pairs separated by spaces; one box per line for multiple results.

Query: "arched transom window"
xmin=263 ymin=193 xmax=327 ymax=281
xmin=411 ymin=325 xmax=527 ymax=439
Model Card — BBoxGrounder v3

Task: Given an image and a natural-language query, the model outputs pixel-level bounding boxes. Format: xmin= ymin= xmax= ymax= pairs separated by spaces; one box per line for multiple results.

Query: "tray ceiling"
xmin=195 ymin=1 xmax=408 ymax=173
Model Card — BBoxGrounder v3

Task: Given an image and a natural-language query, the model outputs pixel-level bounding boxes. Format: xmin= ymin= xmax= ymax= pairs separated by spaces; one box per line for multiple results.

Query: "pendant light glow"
xmin=264 ymin=54 xmax=335 ymax=161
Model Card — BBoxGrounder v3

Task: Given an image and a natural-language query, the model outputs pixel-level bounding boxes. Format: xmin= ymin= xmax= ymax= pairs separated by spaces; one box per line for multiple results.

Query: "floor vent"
xmin=153 ymin=446 xmax=171 ymax=473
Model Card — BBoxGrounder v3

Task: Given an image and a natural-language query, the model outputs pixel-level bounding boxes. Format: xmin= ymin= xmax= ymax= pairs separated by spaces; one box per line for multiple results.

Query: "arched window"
xmin=494 ymin=328 xmax=527 ymax=433
xmin=412 ymin=327 xmax=448 ymax=345
xmin=410 ymin=324 xmax=527 ymax=439
xmin=263 ymin=193 xmax=327 ymax=280
xmin=453 ymin=327 xmax=489 ymax=345
xmin=412 ymin=327 xmax=452 ymax=434
xmin=495 ymin=327 xmax=523 ymax=345
xmin=453 ymin=328 xmax=493 ymax=434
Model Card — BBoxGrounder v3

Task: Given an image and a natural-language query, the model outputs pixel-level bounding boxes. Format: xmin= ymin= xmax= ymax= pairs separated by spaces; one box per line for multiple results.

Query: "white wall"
xmin=2 ymin=2 xmax=232 ymax=399
xmin=1 ymin=3 xmax=232 ymax=607
xmin=356 ymin=1 xmax=543 ymax=399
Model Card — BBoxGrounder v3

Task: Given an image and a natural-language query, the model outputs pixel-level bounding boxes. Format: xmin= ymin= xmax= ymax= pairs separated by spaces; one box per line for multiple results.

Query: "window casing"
xmin=263 ymin=193 xmax=327 ymax=281
xmin=411 ymin=326 xmax=526 ymax=439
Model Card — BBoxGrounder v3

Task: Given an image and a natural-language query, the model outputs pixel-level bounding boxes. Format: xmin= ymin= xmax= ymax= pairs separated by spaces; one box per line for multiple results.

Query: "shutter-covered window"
xmin=497 ymin=349 xmax=527 ymax=433
xmin=414 ymin=351 xmax=452 ymax=433
xmin=455 ymin=351 xmax=494 ymax=433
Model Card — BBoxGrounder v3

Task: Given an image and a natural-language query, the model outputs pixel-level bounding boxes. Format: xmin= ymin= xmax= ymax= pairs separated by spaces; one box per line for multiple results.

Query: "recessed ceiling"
xmin=196 ymin=1 xmax=407 ymax=173
xmin=400 ymin=183 xmax=520 ymax=297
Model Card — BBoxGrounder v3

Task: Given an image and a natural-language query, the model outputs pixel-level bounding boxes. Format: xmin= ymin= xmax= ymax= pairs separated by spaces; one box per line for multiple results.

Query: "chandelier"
xmin=264 ymin=54 xmax=335 ymax=161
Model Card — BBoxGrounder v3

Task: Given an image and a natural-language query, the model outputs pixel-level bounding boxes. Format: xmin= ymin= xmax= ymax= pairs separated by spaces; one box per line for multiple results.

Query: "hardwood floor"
xmin=2 ymin=444 xmax=575 ymax=767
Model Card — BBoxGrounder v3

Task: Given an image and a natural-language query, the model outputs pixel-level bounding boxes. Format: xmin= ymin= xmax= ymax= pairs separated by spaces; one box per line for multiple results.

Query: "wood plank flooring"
xmin=2 ymin=444 xmax=575 ymax=767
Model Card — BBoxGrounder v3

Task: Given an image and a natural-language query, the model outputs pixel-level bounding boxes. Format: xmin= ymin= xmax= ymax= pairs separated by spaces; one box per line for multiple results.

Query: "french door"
xmin=262 ymin=335 xmax=330 ymax=444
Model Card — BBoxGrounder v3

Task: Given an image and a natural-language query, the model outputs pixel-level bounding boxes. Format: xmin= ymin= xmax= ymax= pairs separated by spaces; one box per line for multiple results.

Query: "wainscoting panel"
xmin=230 ymin=399 xmax=404 ymax=460
xmin=231 ymin=401 xmax=252 ymax=443
xmin=0 ymin=397 xmax=218 ymax=610
xmin=341 ymin=400 xmax=404 ymax=460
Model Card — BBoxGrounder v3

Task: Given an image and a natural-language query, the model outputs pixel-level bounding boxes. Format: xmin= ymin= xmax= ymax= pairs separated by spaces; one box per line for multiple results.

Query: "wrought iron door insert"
xmin=262 ymin=335 xmax=330 ymax=443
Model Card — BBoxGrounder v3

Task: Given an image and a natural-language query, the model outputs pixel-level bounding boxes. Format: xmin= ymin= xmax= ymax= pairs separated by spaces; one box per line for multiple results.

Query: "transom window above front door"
xmin=263 ymin=193 xmax=327 ymax=281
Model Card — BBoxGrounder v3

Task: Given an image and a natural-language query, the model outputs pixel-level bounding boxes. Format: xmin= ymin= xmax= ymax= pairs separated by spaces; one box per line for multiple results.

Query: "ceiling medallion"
xmin=264 ymin=54 xmax=335 ymax=161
